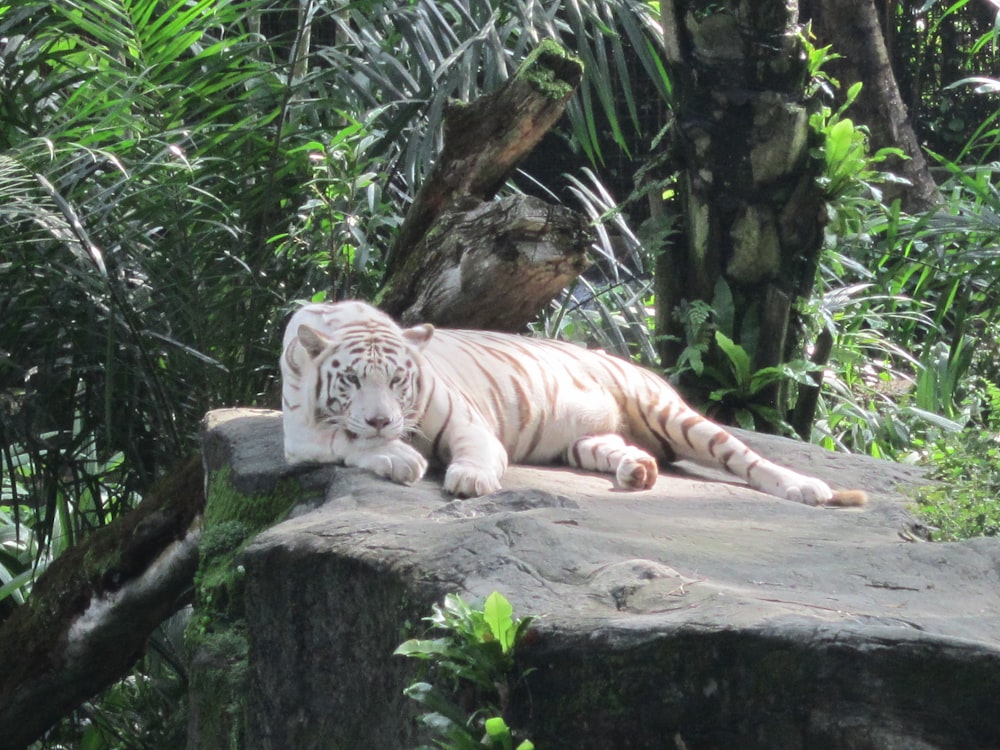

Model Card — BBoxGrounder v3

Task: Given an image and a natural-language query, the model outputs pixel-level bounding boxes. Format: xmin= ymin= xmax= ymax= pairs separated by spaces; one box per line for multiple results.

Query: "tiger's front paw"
xmin=443 ymin=461 xmax=502 ymax=498
xmin=350 ymin=441 xmax=428 ymax=485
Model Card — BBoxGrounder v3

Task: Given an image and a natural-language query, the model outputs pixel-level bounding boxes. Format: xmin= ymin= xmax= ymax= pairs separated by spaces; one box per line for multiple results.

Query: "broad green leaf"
xmin=393 ymin=637 xmax=452 ymax=658
xmin=714 ymin=331 xmax=751 ymax=390
xmin=825 ymin=118 xmax=856 ymax=169
xmin=711 ymin=277 xmax=735 ymax=337
xmin=735 ymin=408 xmax=756 ymax=431
xmin=484 ymin=716 xmax=511 ymax=738
xmin=483 ymin=591 xmax=515 ymax=652
xmin=403 ymin=683 xmax=469 ymax=726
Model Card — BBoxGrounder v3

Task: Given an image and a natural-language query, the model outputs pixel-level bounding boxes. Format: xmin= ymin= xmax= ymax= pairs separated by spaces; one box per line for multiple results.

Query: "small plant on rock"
xmin=395 ymin=592 xmax=535 ymax=750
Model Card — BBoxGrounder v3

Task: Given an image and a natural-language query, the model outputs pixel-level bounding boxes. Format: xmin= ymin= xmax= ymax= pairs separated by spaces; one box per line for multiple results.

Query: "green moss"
xmin=186 ymin=467 xmax=306 ymax=749
xmin=192 ymin=469 xmax=303 ymax=624
xmin=200 ymin=519 xmax=251 ymax=560
xmin=203 ymin=467 xmax=301 ymax=530
xmin=515 ymin=39 xmax=583 ymax=100
xmin=187 ymin=629 xmax=250 ymax=750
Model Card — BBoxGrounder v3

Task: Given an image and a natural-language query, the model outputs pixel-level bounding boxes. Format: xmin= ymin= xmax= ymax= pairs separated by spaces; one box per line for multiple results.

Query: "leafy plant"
xmin=272 ymin=112 xmax=401 ymax=301
xmin=395 ymin=592 xmax=535 ymax=750
xmin=702 ymin=331 xmax=820 ymax=432
xmin=809 ymin=123 xmax=1000 ymax=457
xmin=915 ymin=382 xmax=1000 ymax=540
xmin=315 ymin=0 xmax=667 ymax=182
xmin=802 ymin=30 xmax=908 ymax=237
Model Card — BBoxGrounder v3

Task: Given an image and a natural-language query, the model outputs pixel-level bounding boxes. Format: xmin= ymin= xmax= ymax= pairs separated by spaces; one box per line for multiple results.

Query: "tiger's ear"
xmin=297 ymin=324 xmax=332 ymax=359
xmin=402 ymin=323 xmax=434 ymax=349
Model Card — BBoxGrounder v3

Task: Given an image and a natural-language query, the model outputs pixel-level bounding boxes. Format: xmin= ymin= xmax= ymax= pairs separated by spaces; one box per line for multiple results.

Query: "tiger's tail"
xmin=626 ymin=370 xmax=866 ymax=506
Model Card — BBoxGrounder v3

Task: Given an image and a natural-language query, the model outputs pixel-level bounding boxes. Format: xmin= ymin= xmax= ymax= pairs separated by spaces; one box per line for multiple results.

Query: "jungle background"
xmin=2 ymin=0 xmax=1000 ymax=745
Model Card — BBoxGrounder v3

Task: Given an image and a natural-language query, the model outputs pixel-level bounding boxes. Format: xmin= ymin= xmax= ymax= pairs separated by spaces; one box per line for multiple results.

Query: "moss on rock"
xmin=185 ymin=467 xmax=304 ymax=749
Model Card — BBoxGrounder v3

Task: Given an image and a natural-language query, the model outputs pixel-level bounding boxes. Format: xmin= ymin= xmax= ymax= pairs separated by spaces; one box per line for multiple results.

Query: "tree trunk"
xmin=801 ymin=0 xmax=941 ymax=213
xmin=0 ymin=456 xmax=203 ymax=749
xmin=657 ymin=0 xmax=826 ymax=422
xmin=381 ymin=40 xmax=590 ymax=331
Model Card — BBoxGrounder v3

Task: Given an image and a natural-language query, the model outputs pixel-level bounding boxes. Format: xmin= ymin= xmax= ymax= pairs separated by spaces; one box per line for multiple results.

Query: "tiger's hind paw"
xmin=615 ymin=454 xmax=659 ymax=491
xmin=570 ymin=435 xmax=658 ymax=491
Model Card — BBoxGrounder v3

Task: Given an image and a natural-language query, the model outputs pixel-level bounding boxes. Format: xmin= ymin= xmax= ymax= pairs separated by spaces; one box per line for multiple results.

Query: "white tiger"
xmin=280 ymin=300 xmax=866 ymax=506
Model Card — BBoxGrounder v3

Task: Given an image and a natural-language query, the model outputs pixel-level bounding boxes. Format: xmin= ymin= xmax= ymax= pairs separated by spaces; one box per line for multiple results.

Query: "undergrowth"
xmin=915 ymin=383 xmax=1000 ymax=540
xmin=396 ymin=592 xmax=535 ymax=750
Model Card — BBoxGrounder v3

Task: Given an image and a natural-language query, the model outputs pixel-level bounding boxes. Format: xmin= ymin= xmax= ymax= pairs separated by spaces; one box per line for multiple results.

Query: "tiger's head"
xmin=296 ymin=311 xmax=432 ymax=445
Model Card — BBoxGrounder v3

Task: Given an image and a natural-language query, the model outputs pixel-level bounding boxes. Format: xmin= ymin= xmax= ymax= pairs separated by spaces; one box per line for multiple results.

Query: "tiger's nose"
xmin=367 ymin=416 xmax=391 ymax=430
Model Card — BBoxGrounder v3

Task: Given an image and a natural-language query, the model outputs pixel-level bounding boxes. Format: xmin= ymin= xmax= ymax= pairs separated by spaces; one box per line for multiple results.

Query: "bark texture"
xmin=0 ymin=456 xmax=204 ymax=750
xmin=381 ymin=41 xmax=589 ymax=330
xmin=657 ymin=0 xmax=825 ymax=415
xmin=382 ymin=195 xmax=590 ymax=332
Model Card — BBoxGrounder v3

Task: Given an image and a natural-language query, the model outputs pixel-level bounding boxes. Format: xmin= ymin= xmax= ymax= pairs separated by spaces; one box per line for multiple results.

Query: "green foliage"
xmin=315 ymin=0 xmax=668 ymax=176
xmin=802 ymin=32 xmax=908 ymax=236
xmin=396 ymin=592 xmax=535 ymax=750
xmin=273 ymin=113 xmax=401 ymax=300
xmin=1 ymin=0 xmax=347 ymax=573
xmin=916 ymin=383 xmax=1000 ymax=540
xmin=657 ymin=280 xmax=819 ymax=432
xmin=811 ymin=114 xmax=1000 ymax=457
xmin=898 ymin=0 xmax=1000 ymax=159
xmin=703 ymin=331 xmax=820 ymax=432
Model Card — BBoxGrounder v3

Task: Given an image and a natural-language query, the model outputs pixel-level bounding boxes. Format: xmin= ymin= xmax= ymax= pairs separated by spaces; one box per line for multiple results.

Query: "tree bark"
xmin=0 ymin=456 xmax=203 ymax=749
xmin=383 ymin=194 xmax=590 ymax=331
xmin=381 ymin=40 xmax=590 ymax=330
xmin=801 ymin=0 xmax=941 ymax=213
xmin=657 ymin=0 xmax=826 ymax=421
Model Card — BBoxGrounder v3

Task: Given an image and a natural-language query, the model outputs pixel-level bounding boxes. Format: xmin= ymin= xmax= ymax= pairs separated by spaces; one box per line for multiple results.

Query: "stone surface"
xmin=196 ymin=408 xmax=1000 ymax=749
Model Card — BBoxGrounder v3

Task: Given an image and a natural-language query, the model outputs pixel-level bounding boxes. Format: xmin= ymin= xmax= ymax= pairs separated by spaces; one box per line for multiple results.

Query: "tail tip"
xmin=829 ymin=489 xmax=868 ymax=507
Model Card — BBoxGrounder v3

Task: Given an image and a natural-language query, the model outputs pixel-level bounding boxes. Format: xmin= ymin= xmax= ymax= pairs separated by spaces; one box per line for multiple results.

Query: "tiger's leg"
xmin=568 ymin=435 xmax=659 ymax=490
xmin=440 ymin=426 xmax=508 ymax=497
xmin=282 ymin=399 xmax=339 ymax=465
xmin=284 ymin=411 xmax=426 ymax=484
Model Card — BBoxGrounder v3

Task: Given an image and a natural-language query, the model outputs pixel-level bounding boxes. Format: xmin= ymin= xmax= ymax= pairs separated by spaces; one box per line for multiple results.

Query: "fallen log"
xmin=0 ymin=456 xmax=204 ymax=750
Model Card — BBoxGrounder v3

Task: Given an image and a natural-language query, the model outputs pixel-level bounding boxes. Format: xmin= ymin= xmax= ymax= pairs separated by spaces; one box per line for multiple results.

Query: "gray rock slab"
xmin=200 ymin=408 xmax=1000 ymax=749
